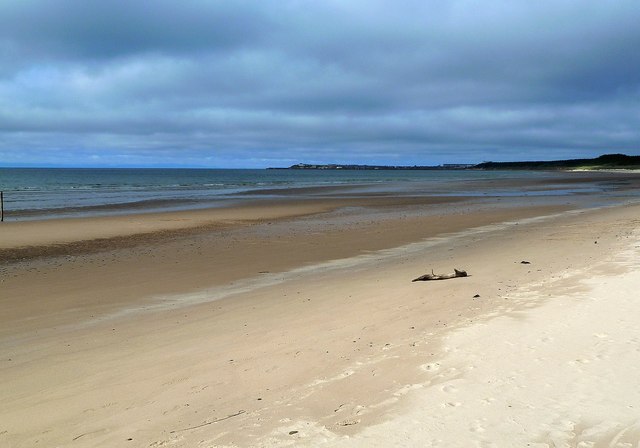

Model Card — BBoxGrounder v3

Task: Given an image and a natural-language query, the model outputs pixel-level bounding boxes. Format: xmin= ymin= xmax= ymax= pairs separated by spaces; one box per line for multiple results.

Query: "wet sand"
xmin=0 ymin=197 xmax=565 ymax=337
xmin=1 ymin=192 xmax=640 ymax=447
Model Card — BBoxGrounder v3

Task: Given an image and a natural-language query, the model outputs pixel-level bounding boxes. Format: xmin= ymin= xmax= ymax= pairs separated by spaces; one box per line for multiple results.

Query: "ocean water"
xmin=0 ymin=168 xmax=637 ymax=221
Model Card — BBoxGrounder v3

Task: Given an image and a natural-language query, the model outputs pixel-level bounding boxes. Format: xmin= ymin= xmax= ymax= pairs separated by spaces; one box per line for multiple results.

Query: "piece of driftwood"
xmin=412 ymin=269 xmax=468 ymax=282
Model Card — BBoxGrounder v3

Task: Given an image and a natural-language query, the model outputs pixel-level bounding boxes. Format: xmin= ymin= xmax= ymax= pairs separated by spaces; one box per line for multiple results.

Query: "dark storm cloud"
xmin=0 ymin=0 xmax=639 ymax=167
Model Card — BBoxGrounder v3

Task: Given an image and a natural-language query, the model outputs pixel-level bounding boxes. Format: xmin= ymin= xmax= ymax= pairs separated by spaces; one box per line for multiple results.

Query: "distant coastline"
xmin=268 ymin=163 xmax=474 ymax=171
xmin=269 ymin=153 xmax=640 ymax=171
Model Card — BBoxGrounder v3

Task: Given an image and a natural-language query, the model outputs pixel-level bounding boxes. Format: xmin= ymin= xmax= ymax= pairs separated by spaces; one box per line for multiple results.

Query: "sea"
xmin=0 ymin=168 xmax=638 ymax=221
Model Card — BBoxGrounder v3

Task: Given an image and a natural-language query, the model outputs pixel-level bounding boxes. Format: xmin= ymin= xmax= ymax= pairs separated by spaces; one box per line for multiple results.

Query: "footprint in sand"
xmin=420 ymin=362 xmax=441 ymax=372
xmin=441 ymin=384 xmax=458 ymax=394
xmin=470 ymin=420 xmax=486 ymax=433
xmin=443 ymin=401 xmax=462 ymax=408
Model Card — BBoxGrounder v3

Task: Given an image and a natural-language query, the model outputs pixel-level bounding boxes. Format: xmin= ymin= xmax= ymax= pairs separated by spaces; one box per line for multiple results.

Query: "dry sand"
xmin=1 ymin=197 xmax=640 ymax=447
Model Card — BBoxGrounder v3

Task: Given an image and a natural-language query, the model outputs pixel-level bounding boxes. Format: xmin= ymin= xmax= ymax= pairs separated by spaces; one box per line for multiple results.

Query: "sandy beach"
xmin=4 ymin=0 xmax=640 ymax=445
xmin=2 ymin=194 xmax=640 ymax=447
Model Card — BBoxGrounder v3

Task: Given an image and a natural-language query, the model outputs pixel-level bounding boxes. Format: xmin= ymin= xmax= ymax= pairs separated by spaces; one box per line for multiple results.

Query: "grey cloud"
xmin=0 ymin=0 xmax=272 ymax=61
xmin=1 ymin=0 xmax=639 ymax=167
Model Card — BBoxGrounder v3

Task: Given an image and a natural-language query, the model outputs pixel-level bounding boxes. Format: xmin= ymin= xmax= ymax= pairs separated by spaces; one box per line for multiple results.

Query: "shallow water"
xmin=0 ymin=168 xmax=638 ymax=220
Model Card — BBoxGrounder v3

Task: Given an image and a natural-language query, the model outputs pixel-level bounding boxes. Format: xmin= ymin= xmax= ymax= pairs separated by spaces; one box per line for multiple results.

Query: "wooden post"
xmin=1 ymin=191 xmax=3 ymax=222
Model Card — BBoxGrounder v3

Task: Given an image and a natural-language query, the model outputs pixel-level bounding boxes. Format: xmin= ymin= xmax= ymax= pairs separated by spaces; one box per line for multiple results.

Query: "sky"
xmin=1 ymin=0 xmax=639 ymax=168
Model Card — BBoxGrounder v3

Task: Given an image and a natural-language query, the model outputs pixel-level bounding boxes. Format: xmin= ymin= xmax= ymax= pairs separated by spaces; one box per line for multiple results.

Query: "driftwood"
xmin=412 ymin=268 xmax=468 ymax=282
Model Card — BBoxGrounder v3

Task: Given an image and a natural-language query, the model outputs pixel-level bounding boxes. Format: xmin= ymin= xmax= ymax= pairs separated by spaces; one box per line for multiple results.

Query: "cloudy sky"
xmin=1 ymin=0 xmax=639 ymax=168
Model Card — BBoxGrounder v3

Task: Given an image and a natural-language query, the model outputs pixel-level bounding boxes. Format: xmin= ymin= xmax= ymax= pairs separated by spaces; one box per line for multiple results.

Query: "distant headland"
xmin=269 ymin=154 xmax=640 ymax=171
xmin=269 ymin=163 xmax=474 ymax=171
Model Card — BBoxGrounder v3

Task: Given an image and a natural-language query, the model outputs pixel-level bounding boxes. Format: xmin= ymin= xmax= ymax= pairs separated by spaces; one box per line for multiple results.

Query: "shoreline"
xmin=0 ymin=196 xmax=470 ymax=254
xmin=1 ymin=195 xmax=640 ymax=447
xmin=2 ymin=169 xmax=639 ymax=223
